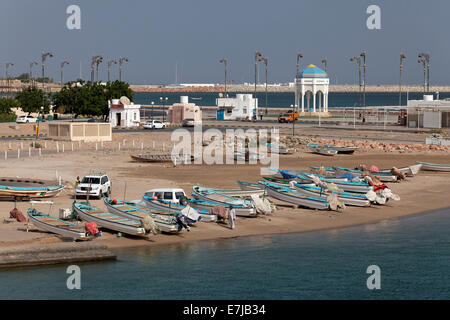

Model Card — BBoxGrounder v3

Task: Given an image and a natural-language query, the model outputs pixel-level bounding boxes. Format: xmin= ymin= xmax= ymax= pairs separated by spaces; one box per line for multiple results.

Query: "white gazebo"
xmin=294 ymin=64 xmax=329 ymax=115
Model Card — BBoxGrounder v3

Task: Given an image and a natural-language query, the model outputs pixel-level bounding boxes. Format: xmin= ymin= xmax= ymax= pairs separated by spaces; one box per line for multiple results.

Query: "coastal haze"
xmin=1 ymin=0 xmax=450 ymax=85
xmin=1 ymin=0 xmax=450 ymax=305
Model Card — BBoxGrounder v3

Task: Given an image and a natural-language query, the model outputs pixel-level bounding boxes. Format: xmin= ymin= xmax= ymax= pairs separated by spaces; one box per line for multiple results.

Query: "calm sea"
xmin=1 ymin=207 xmax=449 ymax=300
xmin=133 ymin=91 xmax=450 ymax=109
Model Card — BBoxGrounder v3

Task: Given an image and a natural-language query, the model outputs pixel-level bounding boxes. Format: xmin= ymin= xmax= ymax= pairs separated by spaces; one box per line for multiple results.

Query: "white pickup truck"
xmin=75 ymin=173 xmax=112 ymax=199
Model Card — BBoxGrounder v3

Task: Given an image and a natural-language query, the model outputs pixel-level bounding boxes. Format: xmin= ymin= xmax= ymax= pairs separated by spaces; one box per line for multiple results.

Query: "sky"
xmin=1 ymin=0 xmax=449 ymax=85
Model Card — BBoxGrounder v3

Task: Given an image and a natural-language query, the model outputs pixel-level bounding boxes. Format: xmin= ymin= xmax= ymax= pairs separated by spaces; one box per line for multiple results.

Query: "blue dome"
xmin=298 ymin=64 xmax=328 ymax=78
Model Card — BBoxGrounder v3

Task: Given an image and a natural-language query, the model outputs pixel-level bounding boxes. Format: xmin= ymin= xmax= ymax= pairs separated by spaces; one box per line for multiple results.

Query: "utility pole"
xmin=29 ymin=61 xmax=38 ymax=87
xmin=40 ymin=51 xmax=53 ymax=138
xmin=259 ymin=57 xmax=268 ymax=112
xmin=254 ymin=51 xmax=262 ymax=120
xmin=321 ymin=58 xmax=327 ymax=72
xmin=5 ymin=62 xmax=14 ymax=98
xmin=360 ymin=51 xmax=366 ymax=108
xmin=418 ymin=55 xmax=426 ymax=96
xmin=350 ymin=56 xmax=362 ymax=107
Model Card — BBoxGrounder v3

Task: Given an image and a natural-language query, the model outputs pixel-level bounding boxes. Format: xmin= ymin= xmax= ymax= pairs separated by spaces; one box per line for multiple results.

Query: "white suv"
xmin=16 ymin=115 xmax=38 ymax=123
xmin=143 ymin=120 xmax=166 ymax=129
xmin=75 ymin=174 xmax=111 ymax=199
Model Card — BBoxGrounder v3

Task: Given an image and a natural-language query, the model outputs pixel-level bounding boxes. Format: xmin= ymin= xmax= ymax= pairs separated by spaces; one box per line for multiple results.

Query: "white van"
xmin=143 ymin=188 xmax=186 ymax=204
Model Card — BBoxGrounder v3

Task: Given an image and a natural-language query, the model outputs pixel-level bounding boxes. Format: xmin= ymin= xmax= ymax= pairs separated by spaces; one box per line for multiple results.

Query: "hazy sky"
xmin=1 ymin=0 xmax=449 ymax=85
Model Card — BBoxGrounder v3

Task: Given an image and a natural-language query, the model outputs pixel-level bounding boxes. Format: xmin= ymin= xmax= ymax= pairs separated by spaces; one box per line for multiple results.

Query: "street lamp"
xmin=107 ymin=60 xmax=117 ymax=82
xmin=219 ymin=58 xmax=227 ymax=95
xmin=95 ymin=56 xmax=103 ymax=82
xmin=321 ymin=58 xmax=327 ymax=72
xmin=119 ymin=57 xmax=129 ymax=82
xmin=258 ymin=57 xmax=268 ymax=113
xmin=160 ymin=97 xmax=168 ymax=122
xmin=40 ymin=51 xmax=53 ymax=139
xmin=418 ymin=55 xmax=426 ymax=96
xmin=418 ymin=52 xmax=430 ymax=93
xmin=360 ymin=51 xmax=366 ymax=108
xmin=5 ymin=62 xmax=14 ymax=98
xmin=399 ymin=53 xmax=406 ymax=106
xmin=29 ymin=61 xmax=38 ymax=86
xmin=296 ymin=53 xmax=303 ymax=74
xmin=254 ymin=51 xmax=262 ymax=119
xmin=350 ymin=56 xmax=362 ymax=107
xmin=151 ymin=101 xmax=154 ymax=122
xmin=60 ymin=61 xmax=70 ymax=86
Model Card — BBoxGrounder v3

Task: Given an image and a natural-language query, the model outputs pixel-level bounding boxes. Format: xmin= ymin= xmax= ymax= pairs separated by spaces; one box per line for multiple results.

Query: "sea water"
xmin=1 ymin=207 xmax=449 ymax=300
xmin=133 ymin=92 xmax=450 ymax=109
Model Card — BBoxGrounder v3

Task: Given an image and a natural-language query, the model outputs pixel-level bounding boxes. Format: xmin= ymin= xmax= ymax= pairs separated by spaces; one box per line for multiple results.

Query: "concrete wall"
xmin=48 ymin=122 xmax=112 ymax=142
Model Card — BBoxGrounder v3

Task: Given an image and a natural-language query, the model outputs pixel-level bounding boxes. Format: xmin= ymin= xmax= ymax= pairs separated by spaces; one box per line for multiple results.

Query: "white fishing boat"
xmin=416 ymin=161 xmax=450 ymax=172
xmin=27 ymin=201 xmax=93 ymax=241
xmin=73 ymin=202 xmax=147 ymax=236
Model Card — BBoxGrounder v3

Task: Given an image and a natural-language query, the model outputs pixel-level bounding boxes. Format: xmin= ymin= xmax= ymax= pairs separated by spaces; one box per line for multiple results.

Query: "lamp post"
xmin=107 ymin=60 xmax=117 ymax=82
xmin=119 ymin=57 xmax=129 ymax=82
xmin=360 ymin=51 xmax=366 ymax=108
xmin=321 ymin=58 xmax=327 ymax=72
xmin=95 ymin=56 xmax=103 ymax=82
xmin=29 ymin=61 xmax=38 ymax=86
xmin=60 ymin=61 xmax=69 ymax=86
xmin=40 ymin=51 xmax=53 ymax=139
xmin=296 ymin=53 xmax=303 ymax=74
xmin=151 ymin=101 xmax=154 ymax=122
xmin=219 ymin=58 xmax=227 ymax=96
xmin=5 ymin=62 xmax=14 ymax=98
xmin=399 ymin=53 xmax=406 ymax=106
xmin=418 ymin=55 xmax=426 ymax=96
xmin=418 ymin=53 xmax=430 ymax=93
xmin=259 ymin=57 xmax=268 ymax=112
xmin=254 ymin=51 xmax=262 ymax=119
xmin=350 ymin=56 xmax=362 ymax=107
xmin=160 ymin=97 xmax=168 ymax=122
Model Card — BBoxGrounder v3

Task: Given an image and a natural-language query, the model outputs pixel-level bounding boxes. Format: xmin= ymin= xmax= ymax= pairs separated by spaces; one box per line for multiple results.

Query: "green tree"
xmin=16 ymin=86 xmax=50 ymax=114
xmin=0 ymin=97 xmax=20 ymax=114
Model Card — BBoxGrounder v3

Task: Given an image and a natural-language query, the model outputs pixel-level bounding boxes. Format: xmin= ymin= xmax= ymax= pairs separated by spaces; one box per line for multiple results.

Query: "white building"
xmin=294 ymin=64 xmax=329 ymax=114
xmin=406 ymin=95 xmax=450 ymax=128
xmin=216 ymin=94 xmax=258 ymax=120
xmin=108 ymin=96 xmax=141 ymax=128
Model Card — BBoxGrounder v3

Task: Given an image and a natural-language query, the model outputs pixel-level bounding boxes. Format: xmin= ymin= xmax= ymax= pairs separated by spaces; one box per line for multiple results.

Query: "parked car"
xmin=143 ymin=188 xmax=187 ymax=204
xmin=143 ymin=120 xmax=166 ymax=129
xmin=75 ymin=173 xmax=111 ymax=199
xmin=182 ymin=118 xmax=196 ymax=127
xmin=16 ymin=115 xmax=38 ymax=123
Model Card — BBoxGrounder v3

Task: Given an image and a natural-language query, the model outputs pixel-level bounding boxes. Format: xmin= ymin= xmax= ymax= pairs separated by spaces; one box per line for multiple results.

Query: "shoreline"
xmin=107 ymin=205 xmax=450 ymax=253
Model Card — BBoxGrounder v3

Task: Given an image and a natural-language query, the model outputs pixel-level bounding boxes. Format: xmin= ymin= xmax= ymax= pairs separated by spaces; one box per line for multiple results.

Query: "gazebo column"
xmin=318 ymin=92 xmax=322 ymax=113
xmin=313 ymin=90 xmax=316 ymax=113
xmin=301 ymin=91 xmax=305 ymax=112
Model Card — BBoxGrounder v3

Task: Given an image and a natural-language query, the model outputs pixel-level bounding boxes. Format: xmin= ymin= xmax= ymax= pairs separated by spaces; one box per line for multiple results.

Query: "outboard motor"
xmin=175 ymin=214 xmax=190 ymax=232
xmin=179 ymin=196 xmax=189 ymax=206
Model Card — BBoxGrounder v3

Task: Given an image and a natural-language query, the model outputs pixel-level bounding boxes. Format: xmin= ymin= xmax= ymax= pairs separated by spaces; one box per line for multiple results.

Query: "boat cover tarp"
xmin=251 ymin=194 xmax=272 ymax=214
xmin=209 ymin=205 xmax=227 ymax=219
xmin=342 ymin=172 xmax=356 ymax=180
xmin=85 ymin=222 xmax=99 ymax=236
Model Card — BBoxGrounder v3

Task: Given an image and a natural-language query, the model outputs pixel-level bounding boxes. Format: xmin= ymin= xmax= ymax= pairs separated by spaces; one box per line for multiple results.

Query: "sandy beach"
xmin=1 ymin=128 xmax=449 ymax=255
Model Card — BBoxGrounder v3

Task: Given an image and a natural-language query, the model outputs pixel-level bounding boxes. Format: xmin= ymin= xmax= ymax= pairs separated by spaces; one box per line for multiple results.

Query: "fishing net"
xmin=326 ymin=193 xmax=346 ymax=212
xmin=141 ymin=215 xmax=159 ymax=235
xmin=251 ymin=194 xmax=272 ymax=214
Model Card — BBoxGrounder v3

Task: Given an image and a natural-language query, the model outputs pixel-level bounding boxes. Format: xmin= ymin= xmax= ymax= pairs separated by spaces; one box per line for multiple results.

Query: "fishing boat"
xmin=27 ymin=206 xmax=93 ymax=241
xmin=194 ymin=185 xmax=264 ymax=197
xmin=293 ymin=183 xmax=371 ymax=207
xmin=307 ymin=143 xmax=338 ymax=156
xmin=130 ymin=153 xmax=194 ymax=163
xmin=141 ymin=197 xmax=217 ymax=222
xmin=324 ymin=145 xmax=359 ymax=154
xmin=104 ymin=198 xmax=186 ymax=233
xmin=73 ymin=202 xmax=147 ymax=236
xmin=332 ymin=166 xmax=398 ymax=182
xmin=379 ymin=164 xmax=422 ymax=177
xmin=260 ymin=181 xmax=331 ymax=210
xmin=190 ymin=198 xmax=257 ymax=217
xmin=297 ymin=172 xmax=373 ymax=193
xmin=237 ymin=180 xmax=266 ymax=192
xmin=416 ymin=161 xmax=450 ymax=172
xmin=0 ymin=177 xmax=64 ymax=200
